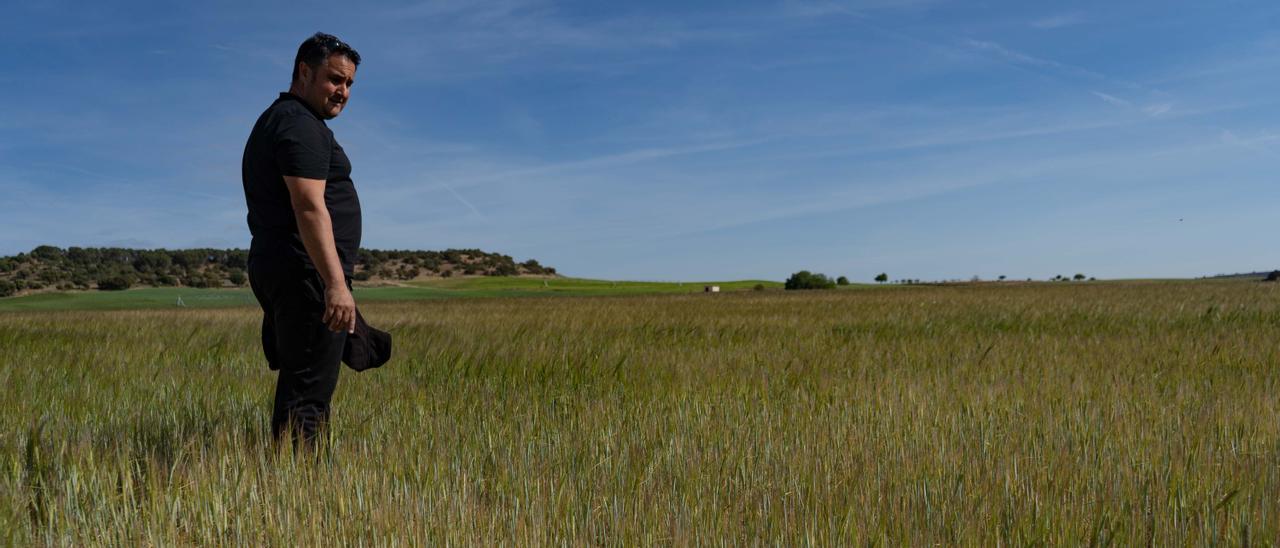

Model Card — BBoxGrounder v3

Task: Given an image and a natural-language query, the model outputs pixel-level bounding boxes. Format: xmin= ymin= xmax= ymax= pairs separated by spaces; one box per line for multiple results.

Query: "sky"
xmin=4 ymin=1 xmax=1280 ymax=282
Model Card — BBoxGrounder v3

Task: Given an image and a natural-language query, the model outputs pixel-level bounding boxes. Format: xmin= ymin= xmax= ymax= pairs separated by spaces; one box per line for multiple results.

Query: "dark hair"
xmin=291 ymin=32 xmax=361 ymax=83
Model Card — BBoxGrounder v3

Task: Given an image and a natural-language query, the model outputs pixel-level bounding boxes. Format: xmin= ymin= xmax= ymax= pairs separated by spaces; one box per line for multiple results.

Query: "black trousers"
xmin=248 ymin=258 xmax=348 ymax=447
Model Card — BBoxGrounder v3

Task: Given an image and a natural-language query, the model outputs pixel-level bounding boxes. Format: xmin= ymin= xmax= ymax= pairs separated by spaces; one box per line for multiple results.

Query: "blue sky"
xmin=5 ymin=1 xmax=1280 ymax=281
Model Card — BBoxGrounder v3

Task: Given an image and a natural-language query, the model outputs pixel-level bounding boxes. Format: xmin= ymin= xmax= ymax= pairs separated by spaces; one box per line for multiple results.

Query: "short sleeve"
xmin=273 ymin=114 xmax=331 ymax=180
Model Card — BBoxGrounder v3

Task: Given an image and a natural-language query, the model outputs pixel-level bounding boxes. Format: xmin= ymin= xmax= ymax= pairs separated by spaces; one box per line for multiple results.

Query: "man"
xmin=241 ymin=32 xmax=366 ymax=448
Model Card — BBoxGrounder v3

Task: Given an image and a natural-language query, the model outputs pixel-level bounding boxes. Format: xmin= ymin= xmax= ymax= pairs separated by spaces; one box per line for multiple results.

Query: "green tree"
xmin=30 ymin=245 xmax=64 ymax=261
xmin=1073 ymin=273 xmax=1086 ymax=281
xmin=836 ymin=276 xmax=849 ymax=286
xmin=875 ymin=273 xmax=888 ymax=283
xmin=785 ymin=271 xmax=836 ymax=290
xmin=132 ymin=251 xmax=172 ymax=273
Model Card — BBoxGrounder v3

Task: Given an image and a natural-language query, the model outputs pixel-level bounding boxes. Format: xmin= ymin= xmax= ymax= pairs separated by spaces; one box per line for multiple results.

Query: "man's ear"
xmin=297 ymin=61 xmax=311 ymax=84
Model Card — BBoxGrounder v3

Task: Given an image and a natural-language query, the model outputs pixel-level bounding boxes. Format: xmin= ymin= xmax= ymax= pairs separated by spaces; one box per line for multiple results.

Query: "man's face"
xmin=296 ymin=54 xmax=356 ymax=119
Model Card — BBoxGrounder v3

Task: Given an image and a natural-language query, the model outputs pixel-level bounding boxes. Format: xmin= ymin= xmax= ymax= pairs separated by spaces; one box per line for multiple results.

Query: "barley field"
xmin=2 ymin=280 xmax=1278 ymax=544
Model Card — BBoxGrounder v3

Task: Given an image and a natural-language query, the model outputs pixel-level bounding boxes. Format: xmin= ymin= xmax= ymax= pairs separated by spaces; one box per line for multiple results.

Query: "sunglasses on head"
xmin=321 ymin=37 xmax=350 ymax=51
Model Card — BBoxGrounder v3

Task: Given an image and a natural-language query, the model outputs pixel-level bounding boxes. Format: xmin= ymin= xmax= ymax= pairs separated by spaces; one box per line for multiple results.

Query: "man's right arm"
xmin=284 ymin=176 xmax=356 ymax=334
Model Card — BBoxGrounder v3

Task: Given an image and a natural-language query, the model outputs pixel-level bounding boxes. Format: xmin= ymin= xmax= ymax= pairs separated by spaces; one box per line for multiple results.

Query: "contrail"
xmin=440 ymin=182 xmax=486 ymax=220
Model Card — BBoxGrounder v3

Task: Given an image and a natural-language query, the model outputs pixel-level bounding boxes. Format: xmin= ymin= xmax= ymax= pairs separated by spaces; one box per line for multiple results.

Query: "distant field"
xmin=3 ymin=279 xmax=1277 ymax=543
xmin=0 ymin=277 xmax=788 ymax=311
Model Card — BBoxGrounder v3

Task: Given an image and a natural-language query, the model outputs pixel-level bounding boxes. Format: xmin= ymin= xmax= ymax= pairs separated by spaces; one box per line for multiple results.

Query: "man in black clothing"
xmin=241 ymin=32 xmax=364 ymax=448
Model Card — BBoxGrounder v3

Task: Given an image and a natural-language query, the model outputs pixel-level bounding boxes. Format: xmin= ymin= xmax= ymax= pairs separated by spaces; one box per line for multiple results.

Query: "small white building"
xmin=704 ymin=285 xmax=720 ymax=293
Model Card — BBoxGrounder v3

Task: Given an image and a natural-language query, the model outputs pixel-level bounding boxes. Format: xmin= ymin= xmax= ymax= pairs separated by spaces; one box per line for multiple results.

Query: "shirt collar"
xmin=277 ymin=92 xmax=326 ymax=122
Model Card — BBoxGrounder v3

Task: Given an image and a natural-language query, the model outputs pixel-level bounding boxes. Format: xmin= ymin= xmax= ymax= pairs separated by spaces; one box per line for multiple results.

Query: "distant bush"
xmin=490 ymin=263 xmax=518 ymax=276
xmin=187 ymin=274 xmax=222 ymax=289
xmin=97 ymin=277 xmax=132 ymax=291
xmin=836 ymin=276 xmax=849 ymax=286
xmin=228 ymin=269 xmax=248 ymax=286
xmin=753 ymin=283 xmax=765 ymax=291
xmin=785 ymin=271 xmax=836 ymax=290
xmin=0 ymin=280 xmax=15 ymax=297
xmin=398 ymin=266 xmax=420 ymax=280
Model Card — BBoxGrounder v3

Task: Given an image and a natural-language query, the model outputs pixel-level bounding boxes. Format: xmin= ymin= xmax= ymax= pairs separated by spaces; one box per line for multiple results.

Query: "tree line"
xmin=783 ymin=270 xmax=1096 ymax=290
xmin=0 ymin=246 xmax=556 ymax=297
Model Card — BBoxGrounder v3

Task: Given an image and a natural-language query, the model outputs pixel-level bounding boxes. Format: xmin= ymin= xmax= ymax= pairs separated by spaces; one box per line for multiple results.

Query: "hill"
xmin=0 ymin=245 xmax=556 ymax=297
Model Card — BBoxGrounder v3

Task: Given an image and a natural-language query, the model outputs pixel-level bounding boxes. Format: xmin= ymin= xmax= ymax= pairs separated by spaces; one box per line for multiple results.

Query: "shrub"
xmin=753 ymin=283 xmax=765 ymax=291
xmin=836 ymin=276 xmax=849 ymax=286
xmin=0 ymin=280 xmax=15 ymax=297
xmin=785 ymin=271 xmax=836 ymax=290
xmin=187 ymin=274 xmax=222 ymax=288
xmin=491 ymin=263 xmax=518 ymax=276
xmin=97 ymin=277 xmax=132 ymax=291
xmin=398 ymin=266 xmax=421 ymax=280
xmin=228 ymin=269 xmax=248 ymax=286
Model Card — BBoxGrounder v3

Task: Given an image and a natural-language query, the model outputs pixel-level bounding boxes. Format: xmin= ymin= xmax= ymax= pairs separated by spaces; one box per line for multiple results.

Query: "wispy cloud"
xmin=1143 ymin=102 xmax=1173 ymax=117
xmin=391 ymin=137 xmax=772 ymax=199
xmin=371 ymin=0 xmax=750 ymax=67
xmin=780 ymin=0 xmax=941 ymax=18
xmin=963 ymin=39 xmax=1105 ymax=80
xmin=609 ymin=132 xmax=1268 ymax=247
xmin=1217 ymin=129 xmax=1280 ymax=157
xmin=1091 ymin=91 xmax=1131 ymax=107
xmin=1091 ymin=91 xmax=1177 ymax=118
xmin=1030 ymin=13 xmax=1085 ymax=30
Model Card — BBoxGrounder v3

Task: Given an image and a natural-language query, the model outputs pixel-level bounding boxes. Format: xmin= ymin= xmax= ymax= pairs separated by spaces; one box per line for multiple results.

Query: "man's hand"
xmin=323 ymin=284 xmax=357 ymax=334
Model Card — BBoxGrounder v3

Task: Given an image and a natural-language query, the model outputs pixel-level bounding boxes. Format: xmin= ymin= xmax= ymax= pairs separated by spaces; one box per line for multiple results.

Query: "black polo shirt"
xmin=242 ymin=92 xmax=362 ymax=276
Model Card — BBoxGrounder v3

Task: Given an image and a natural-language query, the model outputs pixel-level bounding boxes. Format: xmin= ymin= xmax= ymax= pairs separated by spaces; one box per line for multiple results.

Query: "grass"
xmin=0 ymin=277 xmax=787 ymax=311
xmin=2 ymin=280 xmax=1278 ymax=543
xmin=0 ymin=287 xmax=258 ymax=311
xmin=406 ymin=276 xmax=787 ymax=293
